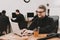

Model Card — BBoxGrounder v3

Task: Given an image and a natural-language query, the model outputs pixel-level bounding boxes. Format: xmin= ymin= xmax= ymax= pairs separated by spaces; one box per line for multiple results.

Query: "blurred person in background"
xmin=11 ymin=9 xmax=27 ymax=30
xmin=0 ymin=10 xmax=11 ymax=36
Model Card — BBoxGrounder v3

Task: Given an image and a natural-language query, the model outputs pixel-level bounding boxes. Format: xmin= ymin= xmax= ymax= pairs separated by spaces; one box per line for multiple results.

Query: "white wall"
xmin=48 ymin=0 xmax=60 ymax=16
xmin=48 ymin=0 xmax=60 ymax=28
xmin=0 ymin=0 xmax=47 ymax=17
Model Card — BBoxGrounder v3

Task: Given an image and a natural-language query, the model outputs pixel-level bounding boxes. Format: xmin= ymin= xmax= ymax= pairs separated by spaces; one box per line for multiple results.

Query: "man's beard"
xmin=38 ymin=15 xmax=46 ymax=19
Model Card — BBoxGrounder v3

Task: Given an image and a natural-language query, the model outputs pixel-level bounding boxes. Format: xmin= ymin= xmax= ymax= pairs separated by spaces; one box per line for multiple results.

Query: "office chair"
xmin=48 ymin=16 xmax=59 ymax=33
xmin=38 ymin=16 xmax=59 ymax=40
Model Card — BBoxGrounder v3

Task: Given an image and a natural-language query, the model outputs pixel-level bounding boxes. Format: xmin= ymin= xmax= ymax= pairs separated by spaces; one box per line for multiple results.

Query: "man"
xmin=11 ymin=9 xmax=27 ymax=29
xmin=0 ymin=10 xmax=11 ymax=36
xmin=28 ymin=5 xmax=55 ymax=34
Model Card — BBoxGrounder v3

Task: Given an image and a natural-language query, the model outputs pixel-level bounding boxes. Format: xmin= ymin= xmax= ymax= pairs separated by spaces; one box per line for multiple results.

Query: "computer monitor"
xmin=12 ymin=12 xmax=17 ymax=18
xmin=27 ymin=12 xmax=34 ymax=17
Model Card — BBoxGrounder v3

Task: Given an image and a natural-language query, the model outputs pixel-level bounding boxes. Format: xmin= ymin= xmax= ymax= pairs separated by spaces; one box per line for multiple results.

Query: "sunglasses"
xmin=36 ymin=11 xmax=45 ymax=13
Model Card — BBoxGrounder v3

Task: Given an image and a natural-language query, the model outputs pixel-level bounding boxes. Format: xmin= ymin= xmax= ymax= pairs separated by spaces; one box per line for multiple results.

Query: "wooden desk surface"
xmin=0 ymin=33 xmax=60 ymax=40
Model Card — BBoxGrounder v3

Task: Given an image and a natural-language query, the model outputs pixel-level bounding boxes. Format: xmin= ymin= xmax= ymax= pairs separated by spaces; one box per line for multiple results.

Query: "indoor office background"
xmin=0 ymin=0 xmax=60 ymax=33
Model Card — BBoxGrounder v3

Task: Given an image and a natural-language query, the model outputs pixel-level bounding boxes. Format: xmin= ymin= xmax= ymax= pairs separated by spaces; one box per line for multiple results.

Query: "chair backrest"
xmin=48 ymin=16 xmax=59 ymax=33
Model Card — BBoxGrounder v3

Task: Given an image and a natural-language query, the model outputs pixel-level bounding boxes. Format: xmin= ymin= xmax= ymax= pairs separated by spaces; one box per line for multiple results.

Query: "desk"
xmin=0 ymin=33 xmax=60 ymax=40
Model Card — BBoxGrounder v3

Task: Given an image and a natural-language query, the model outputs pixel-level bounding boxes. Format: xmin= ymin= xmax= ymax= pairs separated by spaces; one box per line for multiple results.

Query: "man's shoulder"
xmin=19 ymin=14 xmax=24 ymax=16
xmin=5 ymin=16 xmax=9 ymax=18
xmin=2 ymin=15 xmax=9 ymax=19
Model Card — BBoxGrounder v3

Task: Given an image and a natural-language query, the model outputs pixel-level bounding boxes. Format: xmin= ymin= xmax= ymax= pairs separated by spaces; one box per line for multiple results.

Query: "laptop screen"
xmin=27 ymin=12 xmax=34 ymax=17
xmin=12 ymin=12 xmax=17 ymax=18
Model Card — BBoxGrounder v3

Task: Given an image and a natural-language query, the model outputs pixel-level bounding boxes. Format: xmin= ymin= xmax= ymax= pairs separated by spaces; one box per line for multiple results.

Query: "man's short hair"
xmin=38 ymin=5 xmax=46 ymax=12
xmin=16 ymin=9 xmax=20 ymax=12
xmin=2 ymin=10 xmax=6 ymax=14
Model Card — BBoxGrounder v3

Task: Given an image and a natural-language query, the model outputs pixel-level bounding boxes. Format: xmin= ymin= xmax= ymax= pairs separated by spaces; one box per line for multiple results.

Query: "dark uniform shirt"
xmin=0 ymin=15 xmax=11 ymax=34
xmin=28 ymin=15 xmax=55 ymax=34
xmin=11 ymin=14 xmax=27 ymax=29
